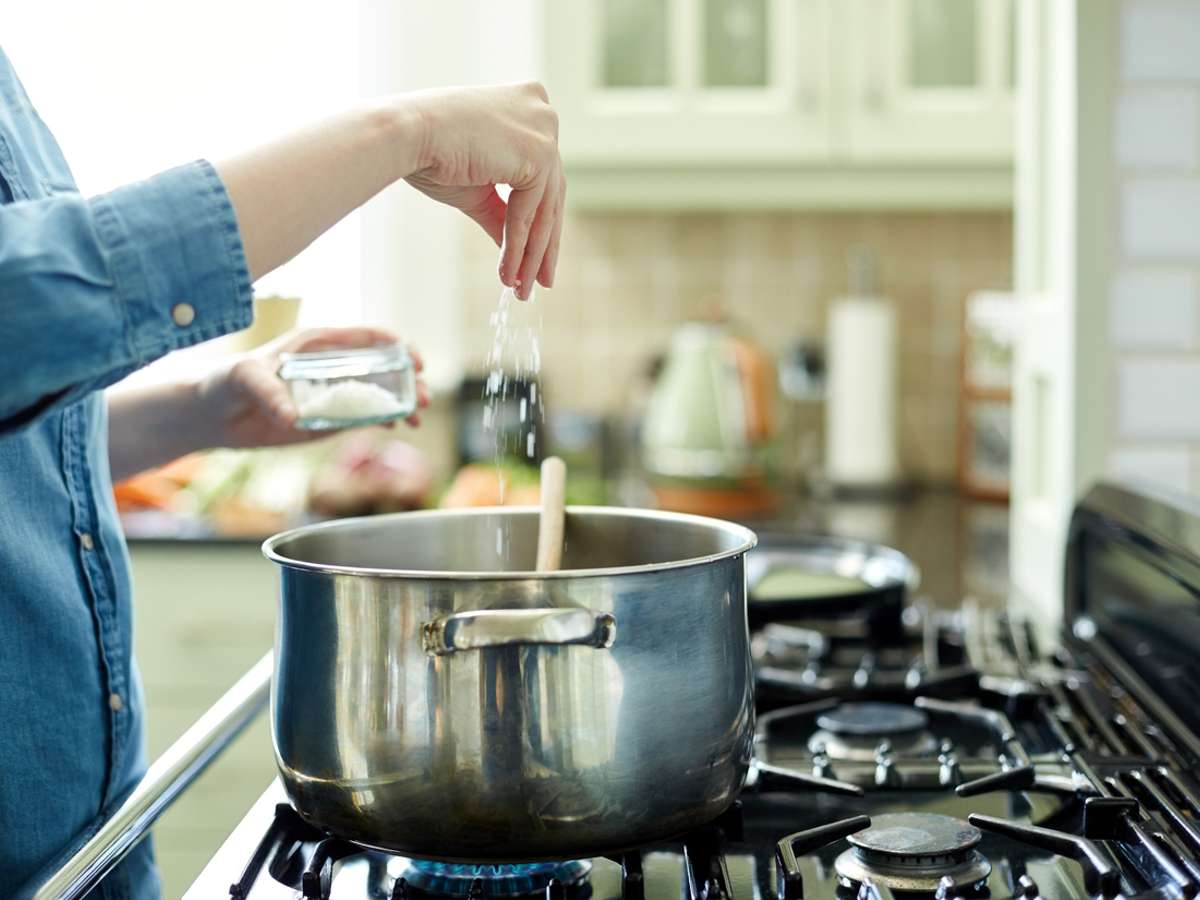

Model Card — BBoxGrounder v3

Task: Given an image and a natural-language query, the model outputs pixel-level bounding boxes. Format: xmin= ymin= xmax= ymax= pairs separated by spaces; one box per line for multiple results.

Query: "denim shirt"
xmin=0 ymin=48 xmax=252 ymax=898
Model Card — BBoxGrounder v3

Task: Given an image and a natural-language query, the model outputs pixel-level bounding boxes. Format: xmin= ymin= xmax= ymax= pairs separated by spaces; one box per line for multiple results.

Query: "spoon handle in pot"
xmin=536 ymin=456 xmax=567 ymax=572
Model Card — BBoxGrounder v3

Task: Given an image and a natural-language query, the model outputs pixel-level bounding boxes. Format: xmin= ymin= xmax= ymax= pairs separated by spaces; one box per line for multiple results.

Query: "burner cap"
xmin=848 ymin=813 xmax=981 ymax=857
xmin=817 ymin=703 xmax=929 ymax=737
xmin=836 ymin=814 xmax=991 ymax=894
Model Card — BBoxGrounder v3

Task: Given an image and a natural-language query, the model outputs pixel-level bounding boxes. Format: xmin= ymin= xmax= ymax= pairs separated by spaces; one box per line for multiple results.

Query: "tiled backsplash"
xmin=1110 ymin=0 xmax=1200 ymax=493
xmin=459 ymin=210 xmax=1012 ymax=484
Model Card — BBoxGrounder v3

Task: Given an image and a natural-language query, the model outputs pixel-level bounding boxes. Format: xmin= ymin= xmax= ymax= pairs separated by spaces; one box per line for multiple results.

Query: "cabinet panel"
xmin=545 ymin=0 xmax=1014 ymax=207
xmin=549 ymin=0 xmax=833 ymax=165
xmin=908 ymin=0 xmax=980 ymax=88
xmin=702 ymin=0 xmax=770 ymax=87
xmin=845 ymin=0 xmax=1015 ymax=162
xmin=129 ymin=543 xmax=277 ymax=897
xmin=602 ymin=0 xmax=672 ymax=87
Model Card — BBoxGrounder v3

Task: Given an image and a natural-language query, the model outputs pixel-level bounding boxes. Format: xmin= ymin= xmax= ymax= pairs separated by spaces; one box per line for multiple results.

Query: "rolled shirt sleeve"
xmin=0 ymin=159 xmax=253 ymax=427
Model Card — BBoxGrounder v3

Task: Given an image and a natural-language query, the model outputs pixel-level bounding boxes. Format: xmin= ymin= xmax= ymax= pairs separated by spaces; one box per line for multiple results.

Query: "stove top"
xmin=186 ymin=483 xmax=1200 ymax=900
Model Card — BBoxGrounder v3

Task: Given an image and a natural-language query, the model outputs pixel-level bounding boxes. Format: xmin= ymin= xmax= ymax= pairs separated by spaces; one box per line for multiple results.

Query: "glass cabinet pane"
xmin=908 ymin=0 xmax=980 ymax=88
xmin=602 ymin=0 xmax=670 ymax=87
xmin=703 ymin=0 xmax=768 ymax=87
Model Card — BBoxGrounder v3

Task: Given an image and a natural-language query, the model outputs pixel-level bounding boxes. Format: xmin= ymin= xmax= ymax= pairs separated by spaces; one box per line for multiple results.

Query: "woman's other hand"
xmin=403 ymin=82 xmax=565 ymax=299
xmin=196 ymin=327 xmax=431 ymax=450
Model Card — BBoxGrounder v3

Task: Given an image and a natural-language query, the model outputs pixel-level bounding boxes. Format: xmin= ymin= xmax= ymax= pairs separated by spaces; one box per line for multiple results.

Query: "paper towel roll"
xmin=825 ymin=295 xmax=900 ymax=487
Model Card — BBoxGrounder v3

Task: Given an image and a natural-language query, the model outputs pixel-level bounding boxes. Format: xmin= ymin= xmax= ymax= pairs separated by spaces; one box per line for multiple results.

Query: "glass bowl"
xmin=278 ymin=344 xmax=417 ymax=430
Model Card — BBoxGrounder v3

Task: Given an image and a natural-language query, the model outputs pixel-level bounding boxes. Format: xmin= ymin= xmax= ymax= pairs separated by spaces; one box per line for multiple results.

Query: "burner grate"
xmin=835 ymin=814 xmax=992 ymax=894
xmin=752 ymin=607 xmax=979 ymax=708
xmin=208 ymin=599 xmax=1200 ymax=900
xmin=756 ymin=694 xmax=1044 ymax=794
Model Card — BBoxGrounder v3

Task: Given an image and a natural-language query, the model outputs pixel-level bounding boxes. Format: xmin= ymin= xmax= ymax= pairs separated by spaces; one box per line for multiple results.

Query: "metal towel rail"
xmin=26 ymin=652 xmax=273 ymax=900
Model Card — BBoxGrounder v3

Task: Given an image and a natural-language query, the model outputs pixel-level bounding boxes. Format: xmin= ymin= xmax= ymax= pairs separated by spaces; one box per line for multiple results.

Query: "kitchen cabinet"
xmin=544 ymin=0 xmax=1014 ymax=209
xmin=129 ymin=542 xmax=277 ymax=897
xmin=548 ymin=0 xmax=833 ymax=165
xmin=845 ymin=0 xmax=1015 ymax=162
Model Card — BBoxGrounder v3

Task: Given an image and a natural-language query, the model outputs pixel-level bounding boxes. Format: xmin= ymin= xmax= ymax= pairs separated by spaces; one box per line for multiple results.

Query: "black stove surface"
xmin=187 ymin=484 xmax=1200 ymax=900
xmin=186 ymin=605 xmax=1200 ymax=900
xmin=192 ymin=774 xmax=1084 ymax=900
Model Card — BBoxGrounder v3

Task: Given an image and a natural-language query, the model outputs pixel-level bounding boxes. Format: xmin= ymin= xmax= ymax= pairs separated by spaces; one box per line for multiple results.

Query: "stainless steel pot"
xmin=261 ymin=506 xmax=757 ymax=861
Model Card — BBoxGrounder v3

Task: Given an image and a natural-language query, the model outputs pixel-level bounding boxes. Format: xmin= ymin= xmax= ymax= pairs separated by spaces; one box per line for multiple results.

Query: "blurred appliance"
xmin=455 ymin=374 xmax=545 ymax=467
xmin=642 ymin=320 xmax=776 ymax=517
xmin=824 ymin=251 xmax=901 ymax=492
xmin=777 ymin=341 xmax=826 ymax=487
xmin=779 ymin=342 xmax=825 ymax=403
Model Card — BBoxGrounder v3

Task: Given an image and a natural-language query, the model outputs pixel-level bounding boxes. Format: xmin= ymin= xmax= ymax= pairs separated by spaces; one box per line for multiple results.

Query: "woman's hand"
xmin=217 ymin=81 xmax=564 ymax=299
xmin=108 ymin=327 xmax=431 ymax=481
xmin=402 ymin=82 xmax=565 ymax=299
xmin=195 ymin=327 xmax=430 ymax=450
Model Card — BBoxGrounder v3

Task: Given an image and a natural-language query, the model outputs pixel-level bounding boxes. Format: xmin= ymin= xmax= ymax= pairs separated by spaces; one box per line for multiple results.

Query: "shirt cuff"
xmin=89 ymin=160 xmax=253 ymax=362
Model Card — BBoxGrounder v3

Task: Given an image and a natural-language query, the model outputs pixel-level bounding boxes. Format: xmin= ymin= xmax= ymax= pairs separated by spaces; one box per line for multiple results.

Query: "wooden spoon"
xmin=535 ymin=456 xmax=567 ymax=572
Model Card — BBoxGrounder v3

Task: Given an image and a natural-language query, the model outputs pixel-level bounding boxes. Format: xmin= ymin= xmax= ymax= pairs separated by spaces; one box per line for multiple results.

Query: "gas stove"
xmin=186 ymin=483 xmax=1200 ymax=900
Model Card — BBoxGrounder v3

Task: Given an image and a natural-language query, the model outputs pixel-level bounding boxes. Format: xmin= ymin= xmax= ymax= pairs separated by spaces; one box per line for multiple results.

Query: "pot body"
xmin=263 ymin=507 xmax=756 ymax=861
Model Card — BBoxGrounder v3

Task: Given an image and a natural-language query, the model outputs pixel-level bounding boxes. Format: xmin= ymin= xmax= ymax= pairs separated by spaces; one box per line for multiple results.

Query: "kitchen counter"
xmin=125 ymin=486 xmax=1010 ymax=607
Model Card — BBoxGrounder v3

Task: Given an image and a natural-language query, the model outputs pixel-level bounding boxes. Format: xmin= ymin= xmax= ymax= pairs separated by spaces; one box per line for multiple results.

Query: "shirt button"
xmin=80 ymin=532 xmax=95 ymax=551
xmin=108 ymin=692 xmax=124 ymax=712
xmin=172 ymin=303 xmax=196 ymax=327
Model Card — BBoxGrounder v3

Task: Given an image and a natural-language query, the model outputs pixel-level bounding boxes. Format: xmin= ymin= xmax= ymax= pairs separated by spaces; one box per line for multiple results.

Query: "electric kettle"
xmin=642 ymin=320 xmax=776 ymax=516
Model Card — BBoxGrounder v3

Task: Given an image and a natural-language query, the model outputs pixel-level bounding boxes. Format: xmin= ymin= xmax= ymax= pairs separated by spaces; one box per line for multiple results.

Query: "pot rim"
xmin=262 ymin=505 xmax=758 ymax=580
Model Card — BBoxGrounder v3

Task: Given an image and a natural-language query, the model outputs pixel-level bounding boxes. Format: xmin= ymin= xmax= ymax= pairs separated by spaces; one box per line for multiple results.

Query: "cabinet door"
xmin=844 ymin=0 xmax=1015 ymax=161
xmin=548 ymin=0 xmax=832 ymax=165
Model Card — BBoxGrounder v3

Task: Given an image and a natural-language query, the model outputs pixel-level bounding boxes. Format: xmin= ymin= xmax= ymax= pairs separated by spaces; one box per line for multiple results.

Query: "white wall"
xmin=1010 ymin=0 xmax=1200 ymax=633
xmin=1107 ymin=0 xmax=1200 ymax=492
xmin=3 ymin=0 xmax=544 ymax=388
xmin=3 ymin=1 xmax=363 ymax=325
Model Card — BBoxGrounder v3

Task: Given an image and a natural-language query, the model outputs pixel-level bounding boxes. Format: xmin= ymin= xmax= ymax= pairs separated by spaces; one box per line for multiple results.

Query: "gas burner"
xmin=835 ymin=813 xmax=992 ymax=894
xmin=807 ymin=703 xmax=939 ymax=762
xmin=388 ymin=859 xmax=593 ymax=898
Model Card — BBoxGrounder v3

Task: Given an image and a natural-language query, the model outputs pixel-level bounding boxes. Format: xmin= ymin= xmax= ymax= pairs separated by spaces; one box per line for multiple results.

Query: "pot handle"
xmin=421 ymin=608 xmax=617 ymax=656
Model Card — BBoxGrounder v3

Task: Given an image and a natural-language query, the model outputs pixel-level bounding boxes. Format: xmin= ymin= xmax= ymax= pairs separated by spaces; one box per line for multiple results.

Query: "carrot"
xmin=113 ymin=476 xmax=176 ymax=510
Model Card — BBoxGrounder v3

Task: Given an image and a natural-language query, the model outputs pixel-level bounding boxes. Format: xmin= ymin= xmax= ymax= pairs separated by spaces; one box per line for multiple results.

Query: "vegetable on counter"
xmin=113 ymin=453 xmax=207 ymax=512
xmin=308 ymin=433 xmax=432 ymax=517
xmin=115 ymin=431 xmax=433 ymax=538
xmin=439 ymin=461 xmax=608 ymax=508
xmin=440 ymin=462 xmax=540 ymax=508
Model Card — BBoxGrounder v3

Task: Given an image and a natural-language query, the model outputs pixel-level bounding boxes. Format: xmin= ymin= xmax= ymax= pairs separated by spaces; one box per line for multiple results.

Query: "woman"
xmin=0 ymin=46 xmax=564 ymax=898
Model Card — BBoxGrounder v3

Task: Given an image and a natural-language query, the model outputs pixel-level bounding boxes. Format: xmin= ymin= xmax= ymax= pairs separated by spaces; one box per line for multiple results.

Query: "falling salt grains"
xmin=480 ymin=285 xmax=544 ymax=565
